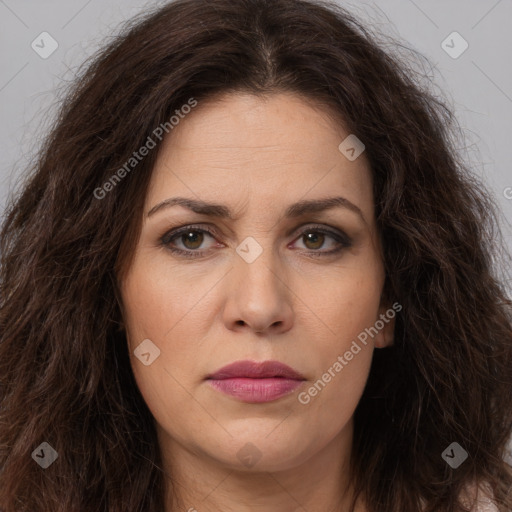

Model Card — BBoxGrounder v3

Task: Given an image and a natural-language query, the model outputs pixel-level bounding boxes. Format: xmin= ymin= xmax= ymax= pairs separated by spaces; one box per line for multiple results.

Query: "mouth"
xmin=205 ymin=360 xmax=306 ymax=403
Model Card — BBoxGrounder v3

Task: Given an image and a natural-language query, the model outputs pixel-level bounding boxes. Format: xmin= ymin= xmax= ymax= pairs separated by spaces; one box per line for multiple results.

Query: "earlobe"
xmin=373 ymin=302 xmax=398 ymax=348
xmin=374 ymin=326 xmax=394 ymax=348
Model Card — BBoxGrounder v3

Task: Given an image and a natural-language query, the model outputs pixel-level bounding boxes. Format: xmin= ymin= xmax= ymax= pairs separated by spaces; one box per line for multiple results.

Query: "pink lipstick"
xmin=206 ymin=360 xmax=306 ymax=403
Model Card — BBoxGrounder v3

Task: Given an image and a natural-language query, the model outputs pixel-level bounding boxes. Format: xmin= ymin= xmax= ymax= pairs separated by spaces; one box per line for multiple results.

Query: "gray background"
xmin=0 ymin=0 xmax=511 ymax=462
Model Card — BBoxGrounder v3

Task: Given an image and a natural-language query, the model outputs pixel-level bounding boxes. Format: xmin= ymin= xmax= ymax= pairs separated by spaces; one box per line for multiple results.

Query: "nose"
xmin=222 ymin=245 xmax=294 ymax=335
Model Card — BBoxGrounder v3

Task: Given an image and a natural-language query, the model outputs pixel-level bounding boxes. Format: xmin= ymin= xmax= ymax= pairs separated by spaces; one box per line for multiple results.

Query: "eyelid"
xmin=160 ymin=223 xmax=219 ymax=247
xmin=159 ymin=222 xmax=352 ymax=256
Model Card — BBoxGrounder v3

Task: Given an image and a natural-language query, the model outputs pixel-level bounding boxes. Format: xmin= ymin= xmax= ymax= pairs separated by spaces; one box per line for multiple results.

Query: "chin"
xmin=206 ymin=429 xmax=324 ymax=473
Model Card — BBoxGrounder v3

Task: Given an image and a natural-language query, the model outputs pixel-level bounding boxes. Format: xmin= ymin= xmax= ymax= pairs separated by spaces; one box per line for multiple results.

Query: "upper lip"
xmin=207 ymin=360 xmax=306 ymax=380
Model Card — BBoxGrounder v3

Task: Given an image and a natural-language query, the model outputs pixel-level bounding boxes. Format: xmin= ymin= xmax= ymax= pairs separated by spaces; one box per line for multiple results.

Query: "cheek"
xmin=120 ymin=254 xmax=205 ymax=349
xmin=306 ymin=260 xmax=384 ymax=347
xmin=120 ymin=271 xmax=195 ymax=389
xmin=119 ymin=256 xmax=215 ymax=433
xmin=295 ymin=305 xmax=376 ymax=448
xmin=296 ymin=347 xmax=373 ymax=455
xmin=120 ymin=263 xmax=223 ymax=395
xmin=293 ymin=260 xmax=382 ymax=428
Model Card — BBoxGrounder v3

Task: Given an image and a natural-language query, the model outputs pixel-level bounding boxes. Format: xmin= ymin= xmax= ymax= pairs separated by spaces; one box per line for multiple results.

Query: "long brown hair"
xmin=1 ymin=0 xmax=511 ymax=510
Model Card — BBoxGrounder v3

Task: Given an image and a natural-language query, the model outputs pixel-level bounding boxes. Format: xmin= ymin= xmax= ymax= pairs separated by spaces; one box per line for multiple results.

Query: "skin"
xmin=118 ymin=92 xmax=395 ymax=512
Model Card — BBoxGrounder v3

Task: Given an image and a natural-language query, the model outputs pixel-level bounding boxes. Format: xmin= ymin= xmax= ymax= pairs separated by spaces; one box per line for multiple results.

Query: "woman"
xmin=1 ymin=0 xmax=511 ymax=510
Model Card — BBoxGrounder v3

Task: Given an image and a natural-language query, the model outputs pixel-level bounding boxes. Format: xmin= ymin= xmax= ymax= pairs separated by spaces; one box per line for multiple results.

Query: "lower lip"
xmin=207 ymin=377 xmax=304 ymax=403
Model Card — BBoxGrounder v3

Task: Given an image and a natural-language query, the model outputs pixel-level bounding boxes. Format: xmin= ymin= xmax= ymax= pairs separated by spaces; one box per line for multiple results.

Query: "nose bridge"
xmin=234 ymin=233 xmax=282 ymax=297
xmin=225 ymin=233 xmax=293 ymax=333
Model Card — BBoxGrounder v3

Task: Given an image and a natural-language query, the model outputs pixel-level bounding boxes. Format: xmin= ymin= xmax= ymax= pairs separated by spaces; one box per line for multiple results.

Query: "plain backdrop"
xmin=0 ymin=0 xmax=511 ymax=467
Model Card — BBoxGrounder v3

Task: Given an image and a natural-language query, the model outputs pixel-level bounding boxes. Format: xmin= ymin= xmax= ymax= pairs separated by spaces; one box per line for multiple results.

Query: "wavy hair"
xmin=1 ymin=0 xmax=511 ymax=510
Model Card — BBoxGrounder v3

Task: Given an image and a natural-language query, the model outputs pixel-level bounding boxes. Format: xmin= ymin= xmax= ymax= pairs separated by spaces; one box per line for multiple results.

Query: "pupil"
xmin=184 ymin=231 xmax=203 ymax=249
xmin=305 ymin=232 xmax=323 ymax=249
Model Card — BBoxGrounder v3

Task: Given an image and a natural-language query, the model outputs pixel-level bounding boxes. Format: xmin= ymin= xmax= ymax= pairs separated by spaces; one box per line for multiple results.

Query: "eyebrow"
xmin=147 ymin=196 xmax=366 ymax=223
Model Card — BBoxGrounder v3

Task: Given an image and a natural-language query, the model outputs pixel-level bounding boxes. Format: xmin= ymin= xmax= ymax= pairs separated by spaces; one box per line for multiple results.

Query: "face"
xmin=118 ymin=92 xmax=394 ymax=473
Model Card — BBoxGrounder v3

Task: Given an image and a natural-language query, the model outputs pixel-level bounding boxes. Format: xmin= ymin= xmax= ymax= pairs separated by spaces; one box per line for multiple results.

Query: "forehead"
xmin=146 ymin=92 xmax=374 ymax=223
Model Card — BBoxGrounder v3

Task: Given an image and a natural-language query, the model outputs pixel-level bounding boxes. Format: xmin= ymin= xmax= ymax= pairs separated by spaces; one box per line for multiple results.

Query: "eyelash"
xmin=159 ymin=223 xmax=352 ymax=259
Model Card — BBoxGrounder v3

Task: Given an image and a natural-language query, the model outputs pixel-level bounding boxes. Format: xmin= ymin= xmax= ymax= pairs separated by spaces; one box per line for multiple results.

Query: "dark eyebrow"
xmin=147 ymin=196 xmax=366 ymax=223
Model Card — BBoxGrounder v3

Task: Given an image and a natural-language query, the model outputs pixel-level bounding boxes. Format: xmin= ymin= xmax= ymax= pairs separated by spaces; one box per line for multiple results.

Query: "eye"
xmin=160 ymin=223 xmax=352 ymax=258
xmin=160 ymin=225 xmax=218 ymax=255
xmin=291 ymin=225 xmax=352 ymax=256
xmin=295 ymin=230 xmax=333 ymax=250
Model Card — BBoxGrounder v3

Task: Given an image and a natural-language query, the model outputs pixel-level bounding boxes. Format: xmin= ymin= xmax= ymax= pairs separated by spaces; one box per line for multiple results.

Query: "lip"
xmin=206 ymin=360 xmax=306 ymax=403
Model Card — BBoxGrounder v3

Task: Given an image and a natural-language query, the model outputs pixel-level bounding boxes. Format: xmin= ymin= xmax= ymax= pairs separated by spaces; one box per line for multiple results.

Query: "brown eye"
xmin=302 ymin=231 xmax=325 ymax=250
xmin=161 ymin=226 xmax=217 ymax=255
xmin=161 ymin=224 xmax=351 ymax=258
xmin=180 ymin=230 xmax=204 ymax=250
xmin=292 ymin=226 xmax=352 ymax=256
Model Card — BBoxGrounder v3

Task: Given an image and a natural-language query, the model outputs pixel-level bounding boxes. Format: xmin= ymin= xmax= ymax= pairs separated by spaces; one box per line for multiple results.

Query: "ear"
xmin=373 ymin=301 xmax=400 ymax=348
